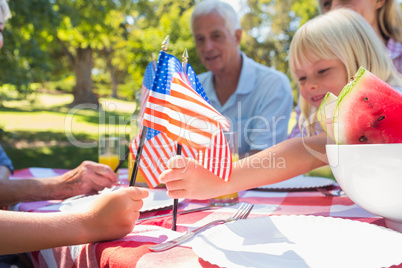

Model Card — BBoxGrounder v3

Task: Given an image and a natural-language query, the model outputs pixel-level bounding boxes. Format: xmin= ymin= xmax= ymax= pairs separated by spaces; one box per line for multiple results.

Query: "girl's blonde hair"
xmin=289 ymin=8 xmax=402 ymax=136
xmin=0 ymin=0 xmax=11 ymax=21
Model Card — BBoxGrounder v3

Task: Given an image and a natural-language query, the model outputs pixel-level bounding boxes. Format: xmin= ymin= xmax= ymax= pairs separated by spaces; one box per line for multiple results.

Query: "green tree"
xmin=2 ymin=0 xmax=319 ymax=106
xmin=241 ymin=0 xmax=318 ymax=104
xmin=0 ymin=0 xmax=58 ymax=94
xmin=55 ymin=0 xmax=134 ymax=106
xmin=122 ymin=0 xmax=202 ymax=99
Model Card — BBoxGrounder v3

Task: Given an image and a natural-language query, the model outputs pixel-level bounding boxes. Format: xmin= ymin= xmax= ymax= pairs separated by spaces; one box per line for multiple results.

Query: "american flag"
xmin=143 ymin=51 xmax=230 ymax=149
xmin=129 ymin=59 xmax=198 ymax=188
xmin=184 ymin=62 xmax=210 ymax=103
xmin=138 ymin=61 xmax=155 ymax=123
xmin=184 ymin=63 xmax=231 ymax=179
xmin=130 ymin=127 xmax=176 ymax=187
xmin=143 ymin=51 xmax=232 ymax=181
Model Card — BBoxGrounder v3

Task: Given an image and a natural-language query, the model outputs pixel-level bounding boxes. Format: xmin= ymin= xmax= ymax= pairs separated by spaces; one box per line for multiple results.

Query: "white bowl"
xmin=326 ymin=144 xmax=402 ymax=232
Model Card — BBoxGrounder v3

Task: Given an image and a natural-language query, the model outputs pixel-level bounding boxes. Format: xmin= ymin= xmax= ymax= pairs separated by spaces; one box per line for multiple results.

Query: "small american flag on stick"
xmin=143 ymin=51 xmax=232 ymax=181
xmin=129 ymin=57 xmax=198 ymax=188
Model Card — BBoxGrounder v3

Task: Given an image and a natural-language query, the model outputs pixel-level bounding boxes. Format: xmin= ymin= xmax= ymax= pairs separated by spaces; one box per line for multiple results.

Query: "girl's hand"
xmin=82 ymin=187 xmax=149 ymax=242
xmin=159 ymin=156 xmax=227 ymax=200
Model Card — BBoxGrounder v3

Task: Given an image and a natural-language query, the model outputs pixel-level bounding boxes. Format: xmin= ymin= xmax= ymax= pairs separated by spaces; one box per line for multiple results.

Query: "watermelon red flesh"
xmin=334 ymin=67 xmax=402 ymax=145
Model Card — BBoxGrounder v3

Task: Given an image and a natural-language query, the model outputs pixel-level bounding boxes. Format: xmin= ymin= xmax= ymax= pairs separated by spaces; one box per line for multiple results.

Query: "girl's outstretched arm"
xmin=160 ymin=133 xmax=329 ymax=200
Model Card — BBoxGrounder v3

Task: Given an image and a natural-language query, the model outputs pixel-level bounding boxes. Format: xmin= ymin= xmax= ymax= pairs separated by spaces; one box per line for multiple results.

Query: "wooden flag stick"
xmin=151 ymin=53 xmax=157 ymax=70
xmin=182 ymin=48 xmax=188 ymax=71
xmin=114 ymin=149 xmax=129 ymax=173
xmin=161 ymin=35 xmax=180 ymax=231
xmin=171 ymin=48 xmax=189 ymax=231
xmin=161 ymin=35 xmax=169 ymax=51
xmin=171 ymin=143 xmax=182 ymax=231
xmin=129 ymin=125 xmax=148 ymax=187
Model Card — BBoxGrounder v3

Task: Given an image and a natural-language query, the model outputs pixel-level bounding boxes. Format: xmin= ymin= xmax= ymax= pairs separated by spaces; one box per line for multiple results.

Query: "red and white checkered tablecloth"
xmin=10 ymin=168 xmax=401 ymax=268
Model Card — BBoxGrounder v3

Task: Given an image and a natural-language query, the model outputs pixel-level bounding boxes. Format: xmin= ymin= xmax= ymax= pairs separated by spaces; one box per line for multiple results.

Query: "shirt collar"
xmin=234 ymin=52 xmax=257 ymax=95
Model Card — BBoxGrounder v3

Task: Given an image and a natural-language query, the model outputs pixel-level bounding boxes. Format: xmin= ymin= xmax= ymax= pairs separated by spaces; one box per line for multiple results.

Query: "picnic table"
xmin=10 ymin=167 xmax=402 ymax=268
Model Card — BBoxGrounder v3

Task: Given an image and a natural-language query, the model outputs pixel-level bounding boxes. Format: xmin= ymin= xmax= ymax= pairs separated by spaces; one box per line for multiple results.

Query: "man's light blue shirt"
xmin=198 ymin=53 xmax=293 ymax=155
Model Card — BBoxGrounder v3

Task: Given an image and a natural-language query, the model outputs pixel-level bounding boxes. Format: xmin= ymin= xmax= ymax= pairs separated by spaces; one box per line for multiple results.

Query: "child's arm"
xmin=160 ymin=133 xmax=328 ymax=200
xmin=0 ymin=187 xmax=149 ymax=255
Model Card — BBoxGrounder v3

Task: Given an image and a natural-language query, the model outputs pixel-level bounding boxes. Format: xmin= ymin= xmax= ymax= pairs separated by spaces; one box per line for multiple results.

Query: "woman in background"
xmin=319 ymin=0 xmax=402 ymax=73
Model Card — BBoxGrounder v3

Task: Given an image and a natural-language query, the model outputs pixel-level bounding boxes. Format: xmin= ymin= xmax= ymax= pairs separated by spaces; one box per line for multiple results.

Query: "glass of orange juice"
xmin=209 ymin=131 xmax=239 ymax=206
xmin=99 ymin=136 xmax=121 ymax=176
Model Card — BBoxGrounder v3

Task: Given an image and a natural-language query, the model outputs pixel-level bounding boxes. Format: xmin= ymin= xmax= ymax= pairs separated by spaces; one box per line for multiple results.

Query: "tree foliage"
xmin=124 ymin=0 xmax=203 ymax=98
xmin=1 ymin=0 xmax=319 ymax=104
xmin=0 ymin=0 xmax=59 ymax=93
xmin=241 ymin=0 xmax=318 ymax=101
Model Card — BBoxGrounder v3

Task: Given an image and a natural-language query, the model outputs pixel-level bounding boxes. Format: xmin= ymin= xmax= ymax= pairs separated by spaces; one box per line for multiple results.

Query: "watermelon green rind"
xmin=333 ymin=67 xmax=366 ymax=144
xmin=335 ymin=66 xmax=366 ymax=112
xmin=317 ymin=92 xmax=337 ymax=142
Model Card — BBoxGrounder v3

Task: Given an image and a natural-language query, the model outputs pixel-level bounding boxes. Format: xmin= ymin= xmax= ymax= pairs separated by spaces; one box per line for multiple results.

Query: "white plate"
xmin=141 ymin=189 xmax=183 ymax=212
xmin=257 ymin=175 xmax=334 ymax=190
xmin=191 ymin=215 xmax=402 ymax=268
xmin=59 ymin=188 xmax=180 ymax=213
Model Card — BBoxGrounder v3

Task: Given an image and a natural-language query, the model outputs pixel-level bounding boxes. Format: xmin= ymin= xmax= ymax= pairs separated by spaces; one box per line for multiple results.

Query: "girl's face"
xmin=294 ymin=58 xmax=348 ymax=109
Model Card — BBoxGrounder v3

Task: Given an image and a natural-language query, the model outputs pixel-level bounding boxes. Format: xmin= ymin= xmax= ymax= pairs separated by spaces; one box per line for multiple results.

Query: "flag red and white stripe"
xmin=135 ymin=51 xmax=232 ymax=183
xmin=199 ymin=131 xmax=232 ymax=181
xmin=138 ymin=85 xmax=150 ymax=123
xmin=144 ymin=72 xmax=229 ymax=149
xmin=130 ymin=130 xmax=175 ymax=188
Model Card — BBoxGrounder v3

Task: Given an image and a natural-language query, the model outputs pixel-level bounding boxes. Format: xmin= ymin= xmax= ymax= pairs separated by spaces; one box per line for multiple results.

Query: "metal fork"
xmin=149 ymin=202 xmax=254 ymax=252
xmin=316 ymin=187 xmax=345 ymax=197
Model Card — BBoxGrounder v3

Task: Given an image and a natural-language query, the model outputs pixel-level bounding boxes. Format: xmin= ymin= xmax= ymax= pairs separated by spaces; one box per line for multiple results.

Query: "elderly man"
xmin=191 ymin=0 xmax=293 ymax=157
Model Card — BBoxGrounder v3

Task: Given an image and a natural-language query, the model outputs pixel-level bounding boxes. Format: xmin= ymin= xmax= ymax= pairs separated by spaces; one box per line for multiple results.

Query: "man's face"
xmin=192 ymin=13 xmax=241 ymax=74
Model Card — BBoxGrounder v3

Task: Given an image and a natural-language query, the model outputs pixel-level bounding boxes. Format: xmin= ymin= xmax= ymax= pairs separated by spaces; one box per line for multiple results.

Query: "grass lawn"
xmin=1 ymin=92 xmax=137 ymax=170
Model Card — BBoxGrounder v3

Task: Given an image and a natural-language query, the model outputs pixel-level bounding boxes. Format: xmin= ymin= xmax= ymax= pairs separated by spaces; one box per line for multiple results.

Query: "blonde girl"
xmin=160 ymin=8 xmax=402 ymax=201
xmin=288 ymin=8 xmax=402 ymax=138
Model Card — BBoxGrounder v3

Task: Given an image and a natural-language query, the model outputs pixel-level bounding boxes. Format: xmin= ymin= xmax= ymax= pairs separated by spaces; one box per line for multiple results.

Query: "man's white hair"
xmin=191 ymin=0 xmax=241 ymax=35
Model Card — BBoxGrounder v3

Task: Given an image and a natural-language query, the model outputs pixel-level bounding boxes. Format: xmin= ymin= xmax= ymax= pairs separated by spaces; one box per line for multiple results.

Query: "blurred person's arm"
xmin=0 ymin=165 xmax=10 ymax=180
xmin=0 ymin=161 xmax=118 ymax=206
xmin=0 ymin=145 xmax=13 ymax=179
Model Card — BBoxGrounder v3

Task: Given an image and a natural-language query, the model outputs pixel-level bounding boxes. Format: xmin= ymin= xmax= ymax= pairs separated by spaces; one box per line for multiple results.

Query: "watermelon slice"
xmin=318 ymin=66 xmax=402 ymax=145
xmin=317 ymin=92 xmax=337 ymax=142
